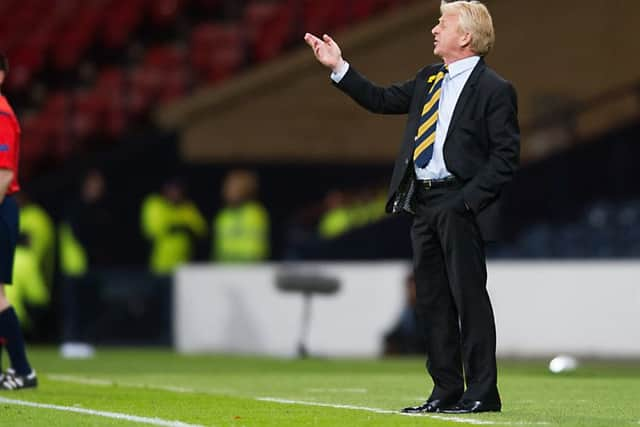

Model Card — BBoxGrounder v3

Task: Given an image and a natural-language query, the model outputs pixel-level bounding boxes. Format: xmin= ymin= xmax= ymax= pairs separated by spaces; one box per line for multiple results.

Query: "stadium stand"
xmin=1 ymin=0 xmax=415 ymax=181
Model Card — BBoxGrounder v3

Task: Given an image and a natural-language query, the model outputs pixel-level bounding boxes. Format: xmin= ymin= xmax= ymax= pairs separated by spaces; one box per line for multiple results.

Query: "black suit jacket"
xmin=333 ymin=58 xmax=520 ymax=241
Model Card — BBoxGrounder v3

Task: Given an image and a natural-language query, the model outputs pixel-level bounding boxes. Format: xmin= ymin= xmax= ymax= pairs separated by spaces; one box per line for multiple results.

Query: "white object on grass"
xmin=60 ymin=342 xmax=96 ymax=359
xmin=548 ymin=355 xmax=578 ymax=373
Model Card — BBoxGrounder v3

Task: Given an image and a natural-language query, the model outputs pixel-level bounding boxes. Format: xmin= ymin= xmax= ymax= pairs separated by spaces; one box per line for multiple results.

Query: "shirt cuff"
xmin=330 ymin=60 xmax=350 ymax=83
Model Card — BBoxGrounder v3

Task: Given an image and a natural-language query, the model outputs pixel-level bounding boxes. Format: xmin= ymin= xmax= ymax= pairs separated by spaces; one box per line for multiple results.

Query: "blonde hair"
xmin=441 ymin=1 xmax=495 ymax=56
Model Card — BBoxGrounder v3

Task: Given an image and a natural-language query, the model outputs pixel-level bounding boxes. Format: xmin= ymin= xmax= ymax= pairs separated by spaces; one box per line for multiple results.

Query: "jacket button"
xmin=404 ymin=159 xmax=409 ymax=165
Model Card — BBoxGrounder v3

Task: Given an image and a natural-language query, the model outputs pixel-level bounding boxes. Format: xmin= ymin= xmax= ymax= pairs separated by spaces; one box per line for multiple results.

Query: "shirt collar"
xmin=446 ymin=55 xmax=480 ymax=79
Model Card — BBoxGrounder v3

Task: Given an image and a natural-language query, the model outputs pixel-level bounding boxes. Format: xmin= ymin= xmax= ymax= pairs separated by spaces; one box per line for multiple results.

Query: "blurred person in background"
xmin=59 ymin=168 xmax=115 ymax=355
xmin=212 ymin=170 xmax=269 ymax=262
xmin=60 ymin=169 xmax=115 ymax=274
xmin=348 ymin=187 xmax=387 ymax=229
xmin=305 ymin=0 xmax=518 ymax=414
xmin=4 ymin=234 xmax=49 ymax=335
xmin=5 ymin=192 xmax=53 ymax=339
xmin=318 ymin=187 xmax=387 ymax=240
xmin=141 ymin=177 xmax=207 ymax=275
xmin=0 ymin=51 xmax=38 ymax=390
xmin=16 ymin=192 xmax=55 ymax=289
xmin=383 ymin=273 xmax=425 ymax=356
xmin=317 ymin=190 xmax=351 ymax=239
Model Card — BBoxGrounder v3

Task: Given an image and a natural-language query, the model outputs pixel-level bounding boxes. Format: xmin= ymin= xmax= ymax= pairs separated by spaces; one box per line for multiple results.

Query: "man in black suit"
xmin=305 ymin=0 xmax=519 ymax=414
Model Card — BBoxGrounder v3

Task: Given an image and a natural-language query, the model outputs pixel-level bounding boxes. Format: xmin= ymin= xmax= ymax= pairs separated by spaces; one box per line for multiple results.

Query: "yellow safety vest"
xmin=141 ymin=194 xmax=207 ymax=274
xmin=19 ymin=203 xmax=55 ymax=286
xmin=58 ymin=223 xmax=88 ymax=277
xmin=5 ymin=246 xmax=49 ymax=329
xmin=213 ymin=202 xmax=269 ymax=262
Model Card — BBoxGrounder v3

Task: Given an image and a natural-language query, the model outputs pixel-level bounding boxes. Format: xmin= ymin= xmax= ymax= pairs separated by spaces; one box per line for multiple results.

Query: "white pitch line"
xmin=257 ymin=397 xmax=551 ymax=426
xmin=47 ymin=375 xmax=550 ymax=426
xmin=49 ymin=374 xmax=198 ymax=394
xmin=49 ymin=374 xmax=238 ymax=395
xmin=0 ymin=397 xmax=206 ymax=427
xmin=256 ymin=397 xmax=496 ymax=425
xmin=305 ymin=388 xmax=368 ymax=393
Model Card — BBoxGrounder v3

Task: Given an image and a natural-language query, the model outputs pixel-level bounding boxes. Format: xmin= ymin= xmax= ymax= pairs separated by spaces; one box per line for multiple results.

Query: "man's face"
xmin=431 ymin=11 xmax=464 ymax=61
xmin=0 ymin=70 xmax=5 ymax=86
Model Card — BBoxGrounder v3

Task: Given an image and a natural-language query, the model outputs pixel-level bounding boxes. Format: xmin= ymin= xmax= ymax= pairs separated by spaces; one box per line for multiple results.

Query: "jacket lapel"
xmin=444 ymin=58 xmax=485 ymax=142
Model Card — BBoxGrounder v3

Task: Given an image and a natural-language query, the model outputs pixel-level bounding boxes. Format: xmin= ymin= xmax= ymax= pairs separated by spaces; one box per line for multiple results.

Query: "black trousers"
xmin=411 ymin=183 xmax=500 ymax=405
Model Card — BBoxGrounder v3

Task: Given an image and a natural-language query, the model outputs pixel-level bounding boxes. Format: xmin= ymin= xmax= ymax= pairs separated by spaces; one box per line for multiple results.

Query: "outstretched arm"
xmin=304 ymin=33 xmax=415 ymax=114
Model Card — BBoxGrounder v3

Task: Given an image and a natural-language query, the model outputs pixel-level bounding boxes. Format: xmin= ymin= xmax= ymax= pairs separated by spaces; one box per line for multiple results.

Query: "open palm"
xmin=304 ymin=33 xmax=342 ymax=70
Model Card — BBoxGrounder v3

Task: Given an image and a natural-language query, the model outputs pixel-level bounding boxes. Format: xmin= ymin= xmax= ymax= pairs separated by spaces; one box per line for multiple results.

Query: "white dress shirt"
xmin=416 ymin=55 xmax=480 ymax=179
xmin=331 ymin=56 xmax=480 ymax=180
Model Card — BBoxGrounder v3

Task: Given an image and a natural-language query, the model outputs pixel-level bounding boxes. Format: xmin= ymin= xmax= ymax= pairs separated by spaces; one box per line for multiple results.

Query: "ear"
xmin=459 ymin=32 xmax=472 ymax=49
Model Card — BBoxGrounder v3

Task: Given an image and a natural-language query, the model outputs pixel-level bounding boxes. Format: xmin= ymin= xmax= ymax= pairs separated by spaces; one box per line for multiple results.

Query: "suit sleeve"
xmin=0 ymin=115 xmax=16 ymax=170
xmin=333 ymin=65 xmax=416 ymax=114
xmin=462 ymin=81 xmax=520 ymax=213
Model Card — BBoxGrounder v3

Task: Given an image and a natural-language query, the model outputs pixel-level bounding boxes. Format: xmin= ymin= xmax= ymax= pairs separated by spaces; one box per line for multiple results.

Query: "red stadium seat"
xmin=4 ymin=46 xmax=44 ymax=92
xmin=102 ymin=0 xmax=145 ymax=49
xmin=94 ymin=68 xmax=128 ymax=136
xmin=71 ymin=89 xmax=105 ymax=140
xmin=303 ymin=0 xmax=347 ymax=35
xmin=20 ymin=114 xmax=48 ymax=161
xmin=190 ymin=23 xmax=245 ymax=83
xmin=351 ymin=0 xmax=377 ymax=22
xmin=244 ymin=1 xmax=295 ymax=62
xmin=192 ymin=0 xmax=224 ymax=13
xmin=144 ymin=45 xmax=186 ymax=70
xmin=96 ymin=68 xmax=126 ymax=92
xmin=159 ymin=68 xmax=190 ymax=103
xmin=150 ymin=0 xmax=186 ymax=27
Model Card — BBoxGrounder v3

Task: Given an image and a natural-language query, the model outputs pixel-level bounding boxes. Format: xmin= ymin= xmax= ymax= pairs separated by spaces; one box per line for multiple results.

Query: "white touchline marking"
xmin=48 ymin=375 xmax=112 ymax=386
xmin=48 ymin=374 xmax=198 ymax=394
xmin=305 ymin=388 xmax=368 ymax=393
xmin=0 ymin=397 xmax=206 ymax=427
xmin=48 ymin=374 xmax=240 ymax=395
xmin=47 ymin=375 xmax=550 ymax=426
xmin=256 ymin=397 xmax=495 ymax=425
xmin=256 ymin=397 xmax=551 ymax=426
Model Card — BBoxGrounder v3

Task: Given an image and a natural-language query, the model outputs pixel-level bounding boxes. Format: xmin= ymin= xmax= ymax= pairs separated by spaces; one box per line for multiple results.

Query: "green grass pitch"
xmin=1 ymin=348 xmax=639 ymax=426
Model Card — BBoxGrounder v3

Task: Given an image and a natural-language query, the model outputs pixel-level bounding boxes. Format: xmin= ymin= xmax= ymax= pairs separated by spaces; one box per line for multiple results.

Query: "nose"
xmin=431 ymin=25 xmax=438 ymax=36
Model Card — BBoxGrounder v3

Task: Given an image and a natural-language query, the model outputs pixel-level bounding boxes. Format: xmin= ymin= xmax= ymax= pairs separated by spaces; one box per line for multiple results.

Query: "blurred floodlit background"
xmin=2 ymin=0 xmax=640 ymax=360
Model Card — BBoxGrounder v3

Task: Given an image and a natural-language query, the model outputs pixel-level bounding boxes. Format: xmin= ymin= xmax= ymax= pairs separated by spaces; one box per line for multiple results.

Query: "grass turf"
xmin=0 ymin=348 xmax=639 ymax=426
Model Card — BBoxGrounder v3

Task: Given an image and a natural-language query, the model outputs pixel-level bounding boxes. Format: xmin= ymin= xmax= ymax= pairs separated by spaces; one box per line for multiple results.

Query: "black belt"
xmin=417 ymin=176 xmax=460 ymax=190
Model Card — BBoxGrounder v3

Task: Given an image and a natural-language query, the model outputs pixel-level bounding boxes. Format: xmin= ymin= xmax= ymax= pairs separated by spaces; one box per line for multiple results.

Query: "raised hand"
xmin=304 ymin=33 xmax=343 ymax=71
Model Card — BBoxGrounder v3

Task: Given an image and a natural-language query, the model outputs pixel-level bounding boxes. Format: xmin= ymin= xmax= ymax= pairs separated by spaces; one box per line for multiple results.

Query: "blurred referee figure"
xmin=0 ymin=52 xmax=38 ymax=390
xmin=305 ymin=0 xmax=518 ymax=414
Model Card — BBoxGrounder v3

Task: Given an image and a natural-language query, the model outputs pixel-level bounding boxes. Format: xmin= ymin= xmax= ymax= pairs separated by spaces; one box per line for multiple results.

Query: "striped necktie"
xmin=413 ymin=66 xmax=448 ymax=168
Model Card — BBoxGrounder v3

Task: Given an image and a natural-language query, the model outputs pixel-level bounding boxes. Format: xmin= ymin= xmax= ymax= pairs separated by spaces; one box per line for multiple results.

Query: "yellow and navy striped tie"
xmin=414 ymin=66 xmax=448 ymax=168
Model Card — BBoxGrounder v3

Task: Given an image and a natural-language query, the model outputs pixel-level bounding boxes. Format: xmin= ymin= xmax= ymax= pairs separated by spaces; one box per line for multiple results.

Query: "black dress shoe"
xmin=401 ymin=399 xmax=450 ymax=414
xmin=441 ymin=400 xmax=501 ymax=414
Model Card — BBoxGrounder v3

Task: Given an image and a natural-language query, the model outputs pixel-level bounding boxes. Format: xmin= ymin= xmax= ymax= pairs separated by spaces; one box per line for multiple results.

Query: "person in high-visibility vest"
xmin=5 ymin=240 xmax=49 ymax=332
xmin=212 ymin=170 xmax=270 ymax=262
xmin=141 ymin=178 xmax=207 ymax=274
xmin=16 ymin=192 xmax=54 ymax=288
xmin=317 ymin=190 xmax=352 ymax=239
